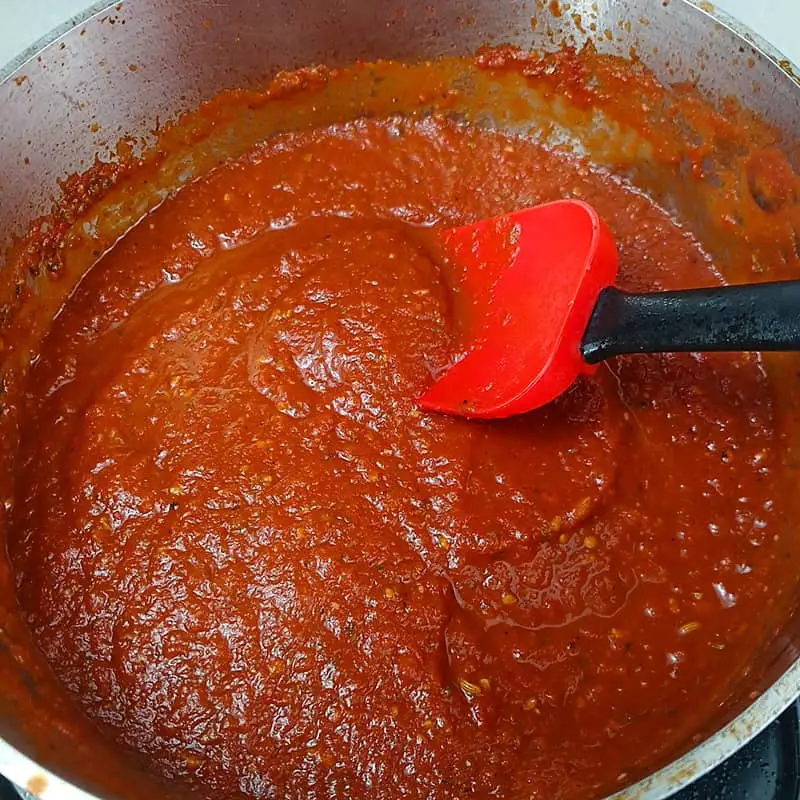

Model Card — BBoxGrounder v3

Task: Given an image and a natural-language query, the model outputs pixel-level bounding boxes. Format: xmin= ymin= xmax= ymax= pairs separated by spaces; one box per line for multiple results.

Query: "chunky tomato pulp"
xmin=9 ymin=75 xmax=797 ymax=799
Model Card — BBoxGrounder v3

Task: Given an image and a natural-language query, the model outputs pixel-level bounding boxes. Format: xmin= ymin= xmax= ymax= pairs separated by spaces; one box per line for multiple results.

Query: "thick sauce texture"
xmin=10 ymin=111 xmax=792 ymax=798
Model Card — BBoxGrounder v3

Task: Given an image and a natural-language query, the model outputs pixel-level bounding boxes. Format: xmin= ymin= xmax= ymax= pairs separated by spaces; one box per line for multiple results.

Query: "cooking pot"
xmin=1 ymin=1 xmax=800 ymax=799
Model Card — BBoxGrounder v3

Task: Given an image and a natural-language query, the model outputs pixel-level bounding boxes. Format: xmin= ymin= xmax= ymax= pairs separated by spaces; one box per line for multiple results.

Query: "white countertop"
xmin=1 ymin=1 xmax=798 ymax=77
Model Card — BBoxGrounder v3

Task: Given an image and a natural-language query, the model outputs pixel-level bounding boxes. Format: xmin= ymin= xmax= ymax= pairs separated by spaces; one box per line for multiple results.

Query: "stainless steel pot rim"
xmin=0 ymin=0 xmax=112 ymax=85
xmin=3 ymin=0 xmax=799 ymax=88
xmin=0 ymin=2 xmax=798 ymax=799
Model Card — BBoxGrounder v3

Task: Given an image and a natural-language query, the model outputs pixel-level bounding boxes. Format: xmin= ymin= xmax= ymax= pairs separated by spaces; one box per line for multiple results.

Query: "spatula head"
xmin=419 ymin=200 xmax=618 ymax=419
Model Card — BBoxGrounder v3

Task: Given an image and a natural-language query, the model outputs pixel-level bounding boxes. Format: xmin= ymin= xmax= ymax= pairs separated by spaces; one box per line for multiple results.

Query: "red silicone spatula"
xmin=418 ymin=199 xmax=800 ymax=419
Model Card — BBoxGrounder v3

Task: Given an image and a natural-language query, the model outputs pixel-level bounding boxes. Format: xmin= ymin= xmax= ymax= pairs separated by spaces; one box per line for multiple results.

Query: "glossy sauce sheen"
xmin=10 ymin=113 xmax=791 ymax=799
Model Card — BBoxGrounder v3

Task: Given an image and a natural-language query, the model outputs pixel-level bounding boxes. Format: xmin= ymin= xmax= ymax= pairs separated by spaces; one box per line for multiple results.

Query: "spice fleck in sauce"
xmin=7 ymin=60 xmax=798 ymax=800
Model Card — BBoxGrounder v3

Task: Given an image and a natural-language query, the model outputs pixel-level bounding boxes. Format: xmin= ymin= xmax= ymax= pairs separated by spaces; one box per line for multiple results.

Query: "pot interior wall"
xmin=1 ymin=2 xmax=800 ymax=799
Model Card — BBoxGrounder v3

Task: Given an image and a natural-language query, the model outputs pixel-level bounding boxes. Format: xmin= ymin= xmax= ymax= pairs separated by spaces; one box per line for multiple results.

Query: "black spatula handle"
xmin=581 ymin=280 xmax=800 ymax=364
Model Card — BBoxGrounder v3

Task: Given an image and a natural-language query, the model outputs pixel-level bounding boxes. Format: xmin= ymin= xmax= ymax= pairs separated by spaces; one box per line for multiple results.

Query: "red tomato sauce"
xmin=7 ymin=64 xmax=799 ymax=800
